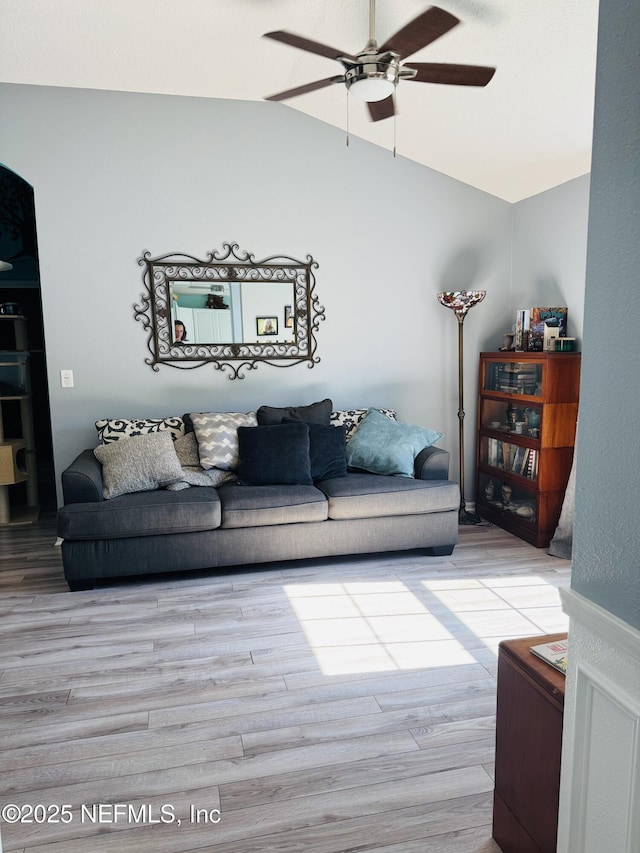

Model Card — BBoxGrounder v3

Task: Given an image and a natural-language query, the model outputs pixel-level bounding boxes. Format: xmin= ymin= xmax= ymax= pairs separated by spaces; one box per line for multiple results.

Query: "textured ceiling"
xmin=0 ymin=0 xmax=600 ymax=202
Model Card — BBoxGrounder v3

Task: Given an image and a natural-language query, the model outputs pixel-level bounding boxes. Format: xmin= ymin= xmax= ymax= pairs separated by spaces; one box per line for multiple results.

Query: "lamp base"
xmin=459 ymin=506 xmax=483 ymax=525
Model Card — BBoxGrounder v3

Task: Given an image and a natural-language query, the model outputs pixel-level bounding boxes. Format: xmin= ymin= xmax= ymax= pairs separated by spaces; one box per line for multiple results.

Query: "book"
xmin=515 ymin=307 xmax=568 ymax=352
xmin=530 ymin=638 xmax=568 ymax=674
xmin=512 ymin=445 xmax=527 ymax=475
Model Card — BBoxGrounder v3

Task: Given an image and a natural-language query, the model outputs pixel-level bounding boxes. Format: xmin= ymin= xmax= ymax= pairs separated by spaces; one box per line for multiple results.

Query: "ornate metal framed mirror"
xmin=134 ymin=243 xmax=325 ymax=380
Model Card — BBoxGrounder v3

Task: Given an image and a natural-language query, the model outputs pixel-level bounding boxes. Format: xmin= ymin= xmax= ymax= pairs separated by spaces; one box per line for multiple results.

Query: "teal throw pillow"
xmin=345 ymin=407 xmax=443 ymax=478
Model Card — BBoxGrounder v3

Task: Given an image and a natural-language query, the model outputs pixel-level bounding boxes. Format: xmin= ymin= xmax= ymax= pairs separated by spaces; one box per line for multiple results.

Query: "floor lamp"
xmin=437 ymin=290 xmax=486 ymax=525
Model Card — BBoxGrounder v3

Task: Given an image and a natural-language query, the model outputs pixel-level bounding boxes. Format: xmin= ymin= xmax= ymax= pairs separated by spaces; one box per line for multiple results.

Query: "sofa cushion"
xmin=190 ymin=411 xmax=258 ymax=470
xmin=345 ymin=408 xmax=443 ymax=477
xmin=257 ymin=398 xmax=332 ymax=426
xmin=330 ymin=408 xmax=397 ymax=441
xmin=218 ymin=482 xmax=328 ymax=529
xmin=57 ymin=487 xmax=222 ymax=540
xmin=95 ymin=416 xmax=185 ymax=445
xmin=237 ymin=422 xmax=313 ymax=486
xmin=93 ymin=432 xmax=184 ymax=499
xmin=317 ymin=472 xmax=459 ymax=520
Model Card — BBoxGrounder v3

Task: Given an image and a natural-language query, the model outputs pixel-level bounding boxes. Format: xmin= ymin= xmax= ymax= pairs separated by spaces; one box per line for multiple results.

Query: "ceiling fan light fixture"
xmin=345 ymin=63 xmax=397 ymax=102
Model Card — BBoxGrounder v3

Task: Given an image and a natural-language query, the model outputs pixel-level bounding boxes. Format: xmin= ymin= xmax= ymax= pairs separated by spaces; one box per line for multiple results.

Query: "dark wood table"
xmin=492 ymin=633 xmax=567 ymax=853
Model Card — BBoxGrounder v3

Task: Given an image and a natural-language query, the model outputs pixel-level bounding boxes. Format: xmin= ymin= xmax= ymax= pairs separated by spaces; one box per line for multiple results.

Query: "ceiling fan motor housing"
xmin=344 ymin=50 xmax=400 ymax=101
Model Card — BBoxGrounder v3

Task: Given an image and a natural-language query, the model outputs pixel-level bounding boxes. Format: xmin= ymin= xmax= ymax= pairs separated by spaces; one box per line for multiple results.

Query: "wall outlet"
xmin=60 ymin=369 xmax=74 ymax=388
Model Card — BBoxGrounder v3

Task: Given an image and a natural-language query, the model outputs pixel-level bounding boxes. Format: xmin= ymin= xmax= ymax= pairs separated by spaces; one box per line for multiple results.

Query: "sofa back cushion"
xmin=330 ymin=408 xmax=397 ymax=441
xmin=257 ymin=398 xmax=332 ymax=426
xmin=95 ymin=416 xmax=185 ymax=445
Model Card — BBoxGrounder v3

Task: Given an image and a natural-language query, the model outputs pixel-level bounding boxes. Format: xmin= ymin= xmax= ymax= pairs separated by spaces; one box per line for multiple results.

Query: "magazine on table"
xmin=530 ymin=638 xmax=568 ymax=674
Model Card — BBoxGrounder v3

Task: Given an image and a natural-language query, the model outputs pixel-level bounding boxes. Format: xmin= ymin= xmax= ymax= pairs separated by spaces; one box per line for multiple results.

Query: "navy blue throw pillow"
xmin=283 ymin=418 xmax=347 ymax=481
xmin=237 ymin=422 xmax=312 ymax=486
xmin=257 ymin=398 xmax=332 ymax=426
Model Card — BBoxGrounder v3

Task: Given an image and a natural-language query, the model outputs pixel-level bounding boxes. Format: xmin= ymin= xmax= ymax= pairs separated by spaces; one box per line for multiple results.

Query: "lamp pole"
xmin=437 ymin=290 xmax=486 ymax=524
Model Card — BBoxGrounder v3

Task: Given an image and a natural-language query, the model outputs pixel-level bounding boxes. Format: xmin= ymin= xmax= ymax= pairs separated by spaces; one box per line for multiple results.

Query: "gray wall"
xmin=511 ymin=175 xmax=590 ymax=345
xmin=570 ymin=0 xmax=640 ymax=629
xmin=0 ymin=84 xmax=593 ymax=516
xmin=0 ymin=83 xmax=514 ymax=502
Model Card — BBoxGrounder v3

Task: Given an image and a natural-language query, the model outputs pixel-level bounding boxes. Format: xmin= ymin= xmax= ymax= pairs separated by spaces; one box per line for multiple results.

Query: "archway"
xmin=0 ymin=164 xmax=55 ymax=522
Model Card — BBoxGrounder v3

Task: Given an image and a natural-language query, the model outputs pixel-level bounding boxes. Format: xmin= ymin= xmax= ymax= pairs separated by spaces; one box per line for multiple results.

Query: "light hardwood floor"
xmin=0 ymin=515 xmax=570 ymax=852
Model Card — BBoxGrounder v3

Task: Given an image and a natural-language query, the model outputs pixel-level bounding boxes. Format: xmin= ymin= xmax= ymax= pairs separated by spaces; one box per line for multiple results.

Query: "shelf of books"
xmin=476 ymin=352 xmax=580 ymax=548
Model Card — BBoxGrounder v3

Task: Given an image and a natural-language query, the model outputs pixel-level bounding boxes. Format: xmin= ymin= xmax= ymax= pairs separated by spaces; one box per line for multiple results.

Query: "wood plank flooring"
xmin=0 ymin=515 xmax=571 ymax=852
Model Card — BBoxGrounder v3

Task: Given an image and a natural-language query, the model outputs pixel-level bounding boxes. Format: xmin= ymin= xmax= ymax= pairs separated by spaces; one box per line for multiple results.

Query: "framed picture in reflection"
xmin=257 ymin=316 xmax=278 ymax=336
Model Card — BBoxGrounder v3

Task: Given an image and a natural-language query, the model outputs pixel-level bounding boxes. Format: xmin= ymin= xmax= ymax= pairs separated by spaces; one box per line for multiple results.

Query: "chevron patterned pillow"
xmin=190 ymin=411 xmax=257 ymax=470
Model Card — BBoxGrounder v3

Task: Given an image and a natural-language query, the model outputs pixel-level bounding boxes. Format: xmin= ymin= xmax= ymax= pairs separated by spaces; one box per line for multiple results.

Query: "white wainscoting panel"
xmin=558 ymin=588 xmax=640 ymax=853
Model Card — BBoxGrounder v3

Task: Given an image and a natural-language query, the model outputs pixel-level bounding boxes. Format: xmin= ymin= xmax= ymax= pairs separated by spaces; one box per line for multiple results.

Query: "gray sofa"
xmin=56 ymin=408 xmax=460 ymax=591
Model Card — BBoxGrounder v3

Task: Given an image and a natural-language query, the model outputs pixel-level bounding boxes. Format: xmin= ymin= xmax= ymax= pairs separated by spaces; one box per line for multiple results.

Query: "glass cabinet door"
xmin=478 ymin=472 xmax=538 ymax=527
xmin=483 ymin=360 xmax=543 ymax=396
xmin=479 ymin=436 xmax=538 ymax=481
xmin=479 ymin=398 xmax=542 ymax=439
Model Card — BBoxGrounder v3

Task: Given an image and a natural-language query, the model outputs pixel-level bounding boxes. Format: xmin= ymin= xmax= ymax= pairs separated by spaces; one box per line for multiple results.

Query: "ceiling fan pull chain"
xmin=346 ymin=90 xmax=350 ymax=146
xmin=393 ymin=109 xmax=397 ymax=158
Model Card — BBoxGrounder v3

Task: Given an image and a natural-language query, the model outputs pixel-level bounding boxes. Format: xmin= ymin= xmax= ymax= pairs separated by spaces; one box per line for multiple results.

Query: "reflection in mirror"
xmin=134 ymin=243 xmax=324 ymax=379
xmin=170 ymin=279 xmax=297 ymax=346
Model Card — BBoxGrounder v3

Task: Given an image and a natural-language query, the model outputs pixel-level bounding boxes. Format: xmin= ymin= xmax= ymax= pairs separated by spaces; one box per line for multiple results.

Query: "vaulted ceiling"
xmin=0 ymin=0 xmax=600 ymax=202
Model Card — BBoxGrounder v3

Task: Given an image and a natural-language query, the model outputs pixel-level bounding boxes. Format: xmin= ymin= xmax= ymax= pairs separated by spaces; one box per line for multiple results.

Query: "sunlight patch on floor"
xmin=284 ymin=573 xmax=569 ymax=676
xmin=284 ymin=581 xmax=477 ymax=675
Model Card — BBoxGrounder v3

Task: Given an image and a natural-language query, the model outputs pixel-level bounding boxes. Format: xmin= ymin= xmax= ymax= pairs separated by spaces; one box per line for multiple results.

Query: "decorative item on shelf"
xmin=0 ymin=302 xmax=23 ymax=316
xmin=499 ymin=332 xmax=515 ymax=351
xmin=205 ymin=293 xmax=228 ymax=310
xmin=552 ymin=337 xmax=576 ymax=352
xmin=436 ymin=289 xmax=486 ymax=525
xmin=525 ymin=407 xmax=540 ymax=434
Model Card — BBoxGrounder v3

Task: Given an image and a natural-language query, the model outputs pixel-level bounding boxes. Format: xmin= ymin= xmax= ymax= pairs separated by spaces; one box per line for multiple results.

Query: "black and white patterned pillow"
xmin=330 ymin=408 xmax=397 ymax=441
xmin=95 ymin=417 xmax=185 ymax=445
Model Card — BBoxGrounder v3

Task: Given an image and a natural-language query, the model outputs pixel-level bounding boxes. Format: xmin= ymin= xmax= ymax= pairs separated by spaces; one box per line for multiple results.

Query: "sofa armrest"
xmin=61 ymin=449 xmax=104 ymax=504
xmin=414 ymin=446 xmax=450 ymax=481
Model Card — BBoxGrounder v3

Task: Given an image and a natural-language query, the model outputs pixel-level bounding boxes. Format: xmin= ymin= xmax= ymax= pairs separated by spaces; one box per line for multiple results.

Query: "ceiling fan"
xmin=263 ymin=1 xmax=496 ymax=122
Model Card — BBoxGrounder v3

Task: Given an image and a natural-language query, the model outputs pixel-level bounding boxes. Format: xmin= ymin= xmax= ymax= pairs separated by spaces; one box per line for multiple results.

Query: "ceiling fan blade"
xmin=367 ymin=96 xmax=396 ymax=122
xmin=379 ymin=6 xmax=459 ymax=60
xmin=263 ymin=31 xmax=355 ymax=62
xmin=409 ymin=63 xmax=496 ymax=87
xmin=265 ymin=76 xmax=344 ymax=102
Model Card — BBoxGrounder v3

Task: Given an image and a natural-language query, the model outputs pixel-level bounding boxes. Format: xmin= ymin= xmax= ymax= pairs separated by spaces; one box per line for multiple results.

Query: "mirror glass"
xmin=170 ymin=279 xmax=297 ymax=346
xmin=134 ymin=244 xmax=324 ymax=379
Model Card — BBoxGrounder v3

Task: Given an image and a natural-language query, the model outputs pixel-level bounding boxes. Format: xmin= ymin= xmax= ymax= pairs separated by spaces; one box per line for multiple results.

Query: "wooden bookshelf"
xmin=476 ymin=352 xmax=580 ymax=547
